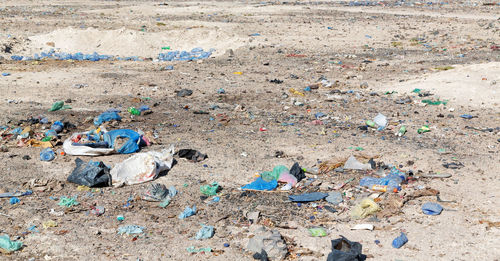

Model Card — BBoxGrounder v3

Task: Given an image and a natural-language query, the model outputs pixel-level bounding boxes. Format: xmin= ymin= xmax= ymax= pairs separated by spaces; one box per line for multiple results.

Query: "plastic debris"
xmin=261 ymin=165 xmax=288 ymax=182
xmin=177 ymin=89 xmax=193 ymax=97
xmin=241 ymin=177 xmax=278 ymax=191
xmin=392 ymin=232 xmax=408 ymax=248
xmin=91 ymin=206 xmax=105 ymax=216
xmin=308 ymin=227 xmax=327 ymax=237
xmin=94 ymin=111 xmax=121 ymax=126
xmin=421 ymin=202 xmax=443 ymax=215
xmin=48 ymin=101 xmax=71 ymax=112
xmin=157 ymin=48 xmax=213 ymax=61
xmin=0 ymin=235 xmax=23 ymax=252
xmin=289 ymin=192 xmax=328 ymax=202
xmin=111 ymin=146 xmax=174 ymax=187
xmin=177 ymin=149 xmax=207 ymax=162
xmin=143 ymin=183 xmax=169 ymax=201
xmin=418 ymin=125 xmax=431 ymax=134
xmin=186 ymin=246 xmax=212 ymax=253
xmin=58 ymin=196 xmax=79 ymax=207
xmin=344 ymin=155 xmax=372 ymax=170
xmin=195 ymin=224 xmax=214 ymax=240
xmin=327 ymin=236 xmax=365 ymax=261
xmin=67 ymin=158 xmax=111 ymax=187
xmin=359 ymin=167 xmax=406 ymax=192
xmin=179 ymin=205 xmax=196 ymax=219
xmin=42 ymin=220 xmax=58 ymax=229
xmin=10 ymin=197 xmax=20 ymax=205
xmin=351 ymin=198 xmax=380 ymax=219
xmin=351 ymin=224 xmax=374 ymax=231
xmin=373 ymin=113 xmax=387 ymax=130
xmin=117 ymin=225 xmax=144 ymax=235
xmin=200 ymin=182 xmax=220 ymax=196
xmin=325 ymin=191 xmax=343 ymax=205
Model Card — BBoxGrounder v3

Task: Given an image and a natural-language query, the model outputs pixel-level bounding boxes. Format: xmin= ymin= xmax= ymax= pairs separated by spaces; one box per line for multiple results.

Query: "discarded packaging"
xmin=344 ymin=155 xmax=372 ymax=170
xmin=327 ymin=236 xmax=365 ymax=261
xmin=421 ymin=202 xmax=443 ymax=215
xmin=195 ymin=224 xmax=214 ymax=240
xmin=351 ymin=198 xmax=380 ymax=219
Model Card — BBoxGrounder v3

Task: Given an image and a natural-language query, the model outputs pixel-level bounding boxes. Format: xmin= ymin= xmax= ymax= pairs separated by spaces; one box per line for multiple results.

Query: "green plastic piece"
xmin=421 ymin=99 xmax=447 ymax=105
xmin=418 ymin=125 xmax=430 ymax=134
xmin=42 ymin=136 xmax=52 ymax=142
xmin=186 ymin=246 xmax=212 ymax=253
xmin=58 ymin=196 xmax=79 ymax=207
xmin=398 ymin=126 xmax=407 ymax=135
xmin=366 ymin=120 xmax=376 ymax=128
xmin=355 ymin=147 xmax=364 ymax=151
xmin=261 ymin=165 xmax=289 ymax=182
xmin=308 ymin=227 xmax=327 ymax=237
xmin=48 ymin=101 xmax=71 ymax=112
xmin=411 ymin=88 xmax=422 ymax=93
xmin=161 ymin=46 xmax=171 ymax=50
xmin=128 ymin=107 xmax=141 ymax=115
xmin=200 ymin=182 xmax=219 ymax=196
xmin=0 ymin=235 xmax=23 ymax=252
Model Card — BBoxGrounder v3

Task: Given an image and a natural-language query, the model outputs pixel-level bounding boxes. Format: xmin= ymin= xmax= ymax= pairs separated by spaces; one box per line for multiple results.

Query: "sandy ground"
xmin=0 ymin=0 xmax=499 ymax=260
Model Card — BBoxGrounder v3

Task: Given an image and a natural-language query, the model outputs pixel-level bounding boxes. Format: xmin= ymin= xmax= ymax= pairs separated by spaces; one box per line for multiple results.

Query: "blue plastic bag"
xmin=241 ymin=177 xmax=278 ymax=191
xmin=392 ymin=232 xmax=408 ymax=248
xmin=103 ymin=129 xmax=141 ymax=154
xmin=179 ymin=205 xmax=197 ymax=219
xmin=421 ymin=202 xmax=443 ymax=215
xmin=94 ymin=111 xmax=121 ymax=126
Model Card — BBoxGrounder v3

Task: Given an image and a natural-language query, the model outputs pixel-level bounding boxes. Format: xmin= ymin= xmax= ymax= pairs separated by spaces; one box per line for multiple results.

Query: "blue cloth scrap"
xmin=241 ymin=177 xmax=277 ymax=191
xmin=392 ymin=232 xmax=408 ymax=248
xmin=179 ymin=205 xmax=197 ymax=219
xmin=421 ymin=202 xmax=443 ymax=215
xmin=289 ymin=192 xmax=328 ymax=202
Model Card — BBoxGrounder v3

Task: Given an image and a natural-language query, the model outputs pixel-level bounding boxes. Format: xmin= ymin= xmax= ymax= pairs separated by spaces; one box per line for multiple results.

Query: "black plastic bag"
xmin=67 ymin=158 xmax=111 ymax=187
xmin=327 ymin=236 xmax=366 ymax=261
xmin=176 ymin=149 xmax=207 ymax=162
xmin=290 ymin=162 xmax=305 ymax=182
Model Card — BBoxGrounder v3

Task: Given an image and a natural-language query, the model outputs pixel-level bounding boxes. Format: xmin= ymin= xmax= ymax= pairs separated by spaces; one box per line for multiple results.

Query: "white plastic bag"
xmin=111 ymin=145 xmax=175 ymax=187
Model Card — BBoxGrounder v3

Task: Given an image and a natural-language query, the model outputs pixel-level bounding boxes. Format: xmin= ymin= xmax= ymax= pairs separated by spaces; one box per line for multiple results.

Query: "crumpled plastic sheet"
xmin=58 ymin=196 xmax=79 ymax=207
xmin=195 ymin=224 xmax=214 ymax=240
xmin=94 ymin=111 xmax=121 ymax=126
xmin=179 ymin=205 xmax=197 ymax=219
xmin=350 ymin=198 xmax=380 ymax=219
xmin=186 ymin=246 xmax=212 ymax=253
xmin=0 ymin=235 xmax=23 ymax=252
xmin=117 ymin=225 xmax=145 ymax=235
xmin=289 ymin=192 xmax=328 ymax=202
xmin=200 ymin=182 xmax=219 ymax=196
xmin=392 ymin=232 xmax=408 ymax=248
xmin=241 ymin=178 xmax=278 ymax=191
xmin=308 ymin=227 xmax=327 ymax=237
xmin=67 ymin=158 xmax=111 ymax=187
xmin=261 ymin=165 xmax=288 ymax=182
xmin=421 ymin=202 xmax=443 ymax=215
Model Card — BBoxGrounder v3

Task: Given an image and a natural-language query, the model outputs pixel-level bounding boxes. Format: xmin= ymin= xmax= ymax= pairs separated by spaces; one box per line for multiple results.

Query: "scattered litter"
xmin=177 ymin=149 xmax=207 ymax=162
xmin=48 ymin=101 xmax=71 ymax=112
xmin=241 ymin=177 xmax=278 ymax=191
xmin=186 ymin=246 xmax=212 ymax=253
xmin=344 ymin=155 xmax=372 ymax=170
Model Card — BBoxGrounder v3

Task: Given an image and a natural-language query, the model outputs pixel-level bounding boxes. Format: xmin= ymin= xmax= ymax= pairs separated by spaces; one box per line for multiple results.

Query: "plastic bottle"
xmin=40 ymin=148 xmax=56 ymax=161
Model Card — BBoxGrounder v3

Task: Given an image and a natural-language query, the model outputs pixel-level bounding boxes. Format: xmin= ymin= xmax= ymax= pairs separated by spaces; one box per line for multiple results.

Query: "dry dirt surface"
xmin=0 ymin=0 xmax=499 ymax=260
